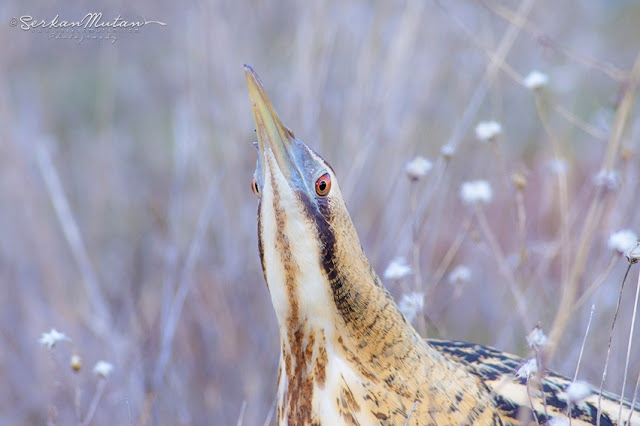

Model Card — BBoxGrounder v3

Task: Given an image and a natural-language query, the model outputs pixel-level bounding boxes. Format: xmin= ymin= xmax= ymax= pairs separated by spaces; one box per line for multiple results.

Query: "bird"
xmin=244 ymin=64 xmax=640 ymax=426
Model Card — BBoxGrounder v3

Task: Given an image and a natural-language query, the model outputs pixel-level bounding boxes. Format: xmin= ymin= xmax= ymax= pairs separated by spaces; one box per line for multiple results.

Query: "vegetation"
xmin=2 ymin=1 xmax=640 ymax=424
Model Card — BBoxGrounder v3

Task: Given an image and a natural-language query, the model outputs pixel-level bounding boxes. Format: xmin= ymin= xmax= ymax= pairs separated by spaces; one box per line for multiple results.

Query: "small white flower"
xmin=448 ymin=265 xmax=471 ymax=284
xmin=523 ymin=70 xmax=549 ymax=90
xmin=405 ymin=156 xmax=433 ymax=181
xmin=39 ymin=329 xmax=71 ymax=350
xmin=547 ymin=418 xmax=570 ymax=426
xmin=626 ymin=241 xmax=640 ymax=264
xmin=475 ymin=120 xmax=502 ymax=142
xmin=460 ymin=180 xmax=493 ymax=205
xmin=515 ymin=358 xmax=538 ymax=379
xmin=526 ymin=326 xmax=548 ymax=350
xmin=593 ymin=169 xmax=620 ymax=191
xmin=441 ymin=144 xmax=455 ymax=160
xmin=608 ymin=229 xmax=638 ymax=255
xmin=548 ymin=158 xmax=569 ymax=175
xmin=93 ymin=361 xmax=114 ymax=378
xmin=384 ymin=257 xmax=413 ymax=280
xmin=398 ymin=292 xmax=425 ymax=323
xmin=560 ymin=381 xmax=592 ymax=403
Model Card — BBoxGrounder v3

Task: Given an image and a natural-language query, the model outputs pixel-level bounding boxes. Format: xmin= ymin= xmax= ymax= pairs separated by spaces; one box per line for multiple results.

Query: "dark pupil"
xmin=318 ymin=181 xmax=326 ymax=191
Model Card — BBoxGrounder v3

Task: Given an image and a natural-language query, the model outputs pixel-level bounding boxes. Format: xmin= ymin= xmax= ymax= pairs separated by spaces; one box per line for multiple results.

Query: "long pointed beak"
xmin=245 ymin=65 xmax=296 ymax=179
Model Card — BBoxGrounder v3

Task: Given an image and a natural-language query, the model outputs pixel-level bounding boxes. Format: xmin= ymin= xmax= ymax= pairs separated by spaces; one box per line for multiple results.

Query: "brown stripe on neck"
xmin=269 ymin=177 xmax=316 ymax=424
xmin=296 ymin=191 xmax=364 ymax=325
xmin=257 ymin=201 xmax=267 ymax=287
xmin=270 ymin=182 xmax=299 ymax=327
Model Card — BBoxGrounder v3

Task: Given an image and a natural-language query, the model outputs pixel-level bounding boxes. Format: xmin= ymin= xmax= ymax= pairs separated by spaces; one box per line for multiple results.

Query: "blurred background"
xmin=2 ymin=0 xmax=640 ymax=424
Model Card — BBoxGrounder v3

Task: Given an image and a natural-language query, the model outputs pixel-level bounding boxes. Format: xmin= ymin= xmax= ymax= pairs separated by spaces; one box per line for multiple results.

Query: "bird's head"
xmin=245 ymin=65 xmax=364 ymax=331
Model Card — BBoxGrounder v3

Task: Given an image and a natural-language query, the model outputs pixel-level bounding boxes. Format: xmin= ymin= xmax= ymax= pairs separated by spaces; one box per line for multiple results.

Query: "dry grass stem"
xmin=35 ymin=142 xmax=111 ymax=337
xmin=574 ymin=304 xmax=596 ymax=382
xmin=474 ymin=205 xmax=530 ymax=330
xmin=81 ymin=380 xmax=107 ymax=426
xmin=573 ymin=257 xmax=618 ymax=313
xmin=552 ymin=104 xmax=609 ymax=141
xmin=263 ymin=398 xmax=277 ymax=426
xmin=153 ymin=178 xmax=219 ymax=388
xmin=237 ymin=400 xmax=248 ymax=426
xmin=403 ymin=400 xmax=420 ymax=426
xmin=430 ymin=220 xmax=470 ymax=297
xmin=567 ymin=304 xmax=596 ymax=420
xmin=7 ymin=2 xmax=640 ymax=424
xmin=480 ymin=0 xmax=627 ymax=81
xmin=410 ymin=181 xmax=427 ymax=335
xmin=549 ymin=49 xmax=640 ymax=358
xmin=433 ymin=0 xmax=535 ymax=152
xmin=596 ymin=264 xmax=633 ymax=426
xmin=618 ymin=266 xmax=640 ymax=423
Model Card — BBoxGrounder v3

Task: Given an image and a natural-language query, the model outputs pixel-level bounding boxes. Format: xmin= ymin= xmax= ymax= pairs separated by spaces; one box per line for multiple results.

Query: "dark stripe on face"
xmin=297 ymin=191 xmax=360 ymax=323
xmin=257 ymin=200 xmax=267 ymax=286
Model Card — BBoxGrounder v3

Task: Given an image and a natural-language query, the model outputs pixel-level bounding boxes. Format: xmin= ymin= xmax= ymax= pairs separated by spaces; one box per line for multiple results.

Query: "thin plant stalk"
xmin=597 ymin=264 xmax=632 ymax=426
xmin=574 ymin=305 xmax=596 ymax=381
xmin=567 ymin=304 xmax=596 ymax=421
xmin=629 ymin=359 xmax=640 ymax=425
xmin=474 ymin=204 xmax=530 ymax=330
xmin=263 ymin=397 xmax=277 ymax=426
xmin=403 ymin=400 xmax=420 ymax=426
xmin=549 ymin=50 xmax=640 ymax=358
xmin=410 ymin=181 xmax=427 ymax=336
xmin=618 ymin=266 xmax=640 ymax=423
xmin=573 ymin=257 xmax=618 ymax=313
xmin=154 ymin=176 xmax=219 ymax=388
xmin=81 ymin=380 xmax=107 ymax=426
xmin=428 ymin=220 xmax=470 ymax=298
xmin=237 ymin=400 xmax=247 ymax=426
xmin=36 ymin=142 xmax=111 ymax=338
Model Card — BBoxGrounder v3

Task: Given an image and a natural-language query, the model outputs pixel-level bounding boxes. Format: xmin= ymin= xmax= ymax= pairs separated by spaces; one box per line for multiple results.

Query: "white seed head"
xmin=39 ymin=328 xmax=71 ymax=350
xmin=526 ymin=326 xmax=548 ymax=350
xmin=460 ymin=180 xmax=493 ymax=205
xmin=383 ymin=257 xmax=413 ymax=280
xmin=405 ymin=156 xmax=433 ymax=181
xmin=608 ymin=229 xmax=638 ymax=255
xmin=516 ymin=358 xmax=538 ymax=379
xmin=547 ymin=418 xmax=570 ymax=426
xmin=475 ymin=120 xmax=502 ymax=142
xmin=398 ymin=292 xmax=425 ymax=324
xmin=548 ymin=158 xmax=569 ymax=175
xmin=562 ymin=381 xmax=592 ymax=403
xmin=448 ymin=265 xmax=471 ymax=284
xmin=441 ymin=144 xmax=456 ymax=160
xmin=93 ymin=360 xmax=114 ymax=378
xmin=523 ymin=70 xmax=549 ymax=90
xmin=593 ymin=169 xmax=620 ymax=191
xmin=626 ymin=241 xmax=640 ymax=264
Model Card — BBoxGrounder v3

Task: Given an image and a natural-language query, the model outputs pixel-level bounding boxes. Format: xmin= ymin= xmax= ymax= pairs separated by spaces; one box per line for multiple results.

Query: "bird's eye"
xmin=315 ymin=173 xmax=331 ymax=196
xmin=251 ymin=177 xmax=260 ymax=197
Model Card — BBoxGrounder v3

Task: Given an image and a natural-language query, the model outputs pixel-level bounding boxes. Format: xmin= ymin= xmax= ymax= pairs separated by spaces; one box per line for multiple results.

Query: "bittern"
xmin=244 ymin=65 xmax=640 ymax=425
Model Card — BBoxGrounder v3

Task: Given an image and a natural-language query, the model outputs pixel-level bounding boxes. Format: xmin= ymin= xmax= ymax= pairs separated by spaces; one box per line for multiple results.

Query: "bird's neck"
xmin=312 ymin=204 xmax=430 ymax=374
xmin=260 ymin=188 xmax=424 ymax=360
xmin=254 ymin=151 xmax=501 ymax=421
xmin=263 ymin=201 xmax=500 ymax=424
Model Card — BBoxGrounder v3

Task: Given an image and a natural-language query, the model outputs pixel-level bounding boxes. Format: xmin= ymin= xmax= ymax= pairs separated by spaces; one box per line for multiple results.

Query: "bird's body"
xmin=244 ymin=65 xmax=640 ymax=425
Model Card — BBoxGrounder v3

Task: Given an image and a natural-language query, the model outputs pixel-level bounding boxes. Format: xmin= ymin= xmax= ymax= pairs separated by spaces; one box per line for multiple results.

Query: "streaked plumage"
xmin=244 ymin=65 xmax=640 ymax=425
